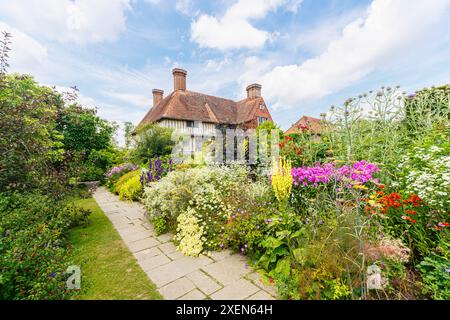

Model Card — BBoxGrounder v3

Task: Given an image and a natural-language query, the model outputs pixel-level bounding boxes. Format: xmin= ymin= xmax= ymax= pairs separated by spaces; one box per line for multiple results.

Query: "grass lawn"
xmin=68 ymin=197 xmax=163 ymax=300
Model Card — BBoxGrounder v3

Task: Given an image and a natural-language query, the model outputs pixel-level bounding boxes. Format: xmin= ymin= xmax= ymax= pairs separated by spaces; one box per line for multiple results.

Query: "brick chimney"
xmin=246 ymin=83 xmax=262 ymax=99
xmin=172 ymin=68 xmax=187 ymax=91
xmin=152 ymin=89 xmax=164 ymax=107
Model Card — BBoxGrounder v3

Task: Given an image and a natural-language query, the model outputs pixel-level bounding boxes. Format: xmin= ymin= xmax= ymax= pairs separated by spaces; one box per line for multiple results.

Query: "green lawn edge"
xmin=68 ymin=197 xmax=163 ymax=300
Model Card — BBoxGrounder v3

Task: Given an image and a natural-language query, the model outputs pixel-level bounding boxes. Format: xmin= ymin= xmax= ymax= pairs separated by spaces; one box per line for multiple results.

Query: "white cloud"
xmin=292 ymin=8 xmax=365 ymax=54
xmin=190 ymin=0 xmax=295 ymax=50
xmin=0 ymin=22 xmax=48 ymax=73
xmin=176 ymin=0 xmax=198 ymax=16
xmin=285 ymin=0 xmax=303 ymax=14
xmin=0 ymin=0 xmax=131 ymax=44
xmin=260 ymin=0 xmax=450 ymax=109
xmin=103 ymin=91 xmax=151 ymax=108
xmin=143 ymin=0 xmax=160 ymax=4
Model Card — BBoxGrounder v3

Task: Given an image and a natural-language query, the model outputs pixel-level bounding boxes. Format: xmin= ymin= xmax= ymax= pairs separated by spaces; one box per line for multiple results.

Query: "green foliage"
xmin=417 ymin=251 xmax=450 ymax=300
xmin=280 ymin=133 xmax=331 ymax=167
xmin=57 ymin=102 xmax=118 ymax=181
xmin=118 ymin=172 xmax=143 ymax=202
xmin=132 ymin=123 xmax=175 ymax=164
xmin=405 ymin=85 xmax=450 ymax=136
xmin=254 ymin=121 xmax=283 ymax=165
xmin=0 ymin=192 xmax=90 ymax=299
xmin=104 ymin=163 xmax=138 ymax=192
xmin=143 ymin=165 xmax=249 ymax=253
xmin=0 ymin=74 xmax=65 ymax=192
xmin=57 ymin=104 xmax=116 ymax=155
xmin=151 ymin=215 xmax=167 ymax=235
xmin=124 ymin=121 xmax=135 ymax=150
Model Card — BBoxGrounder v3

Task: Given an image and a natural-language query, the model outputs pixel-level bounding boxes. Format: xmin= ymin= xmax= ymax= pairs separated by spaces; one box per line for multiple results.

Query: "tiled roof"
xmin=138 ymin=90 xmax=266 ymax=127
xmin=285 ymin=115 xmax=325 ymax=134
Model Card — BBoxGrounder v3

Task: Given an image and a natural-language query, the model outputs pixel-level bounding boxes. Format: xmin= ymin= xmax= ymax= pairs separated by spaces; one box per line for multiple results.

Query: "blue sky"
xmin=1 ymin=0 xmax=449 ymax=143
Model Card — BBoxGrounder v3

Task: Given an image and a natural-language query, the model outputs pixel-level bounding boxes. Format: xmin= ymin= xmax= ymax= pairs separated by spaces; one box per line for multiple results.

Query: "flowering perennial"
xmin=291 ymin=160 xmax=379 ymax=187
xmin=271 ymin=157 xmax=293 ymax=204
xmin=174 ymin=208 xmax=205 ymax=257
xmin=105 ymin=163 xmax=138 ymax=178
xmin=140 ymin=158 xmax=173 ymax=186
xmin=399 ymin=146 xmax=450 ymax=213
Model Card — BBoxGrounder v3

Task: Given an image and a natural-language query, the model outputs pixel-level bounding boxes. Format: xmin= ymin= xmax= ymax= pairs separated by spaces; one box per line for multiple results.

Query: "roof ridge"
xmin=186 ymin=90 xmax=237 ymax=103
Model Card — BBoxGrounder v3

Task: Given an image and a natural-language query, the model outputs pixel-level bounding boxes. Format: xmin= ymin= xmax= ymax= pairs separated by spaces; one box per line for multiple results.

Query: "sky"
xmin=1 ymin=0 xmax=449 ymax=144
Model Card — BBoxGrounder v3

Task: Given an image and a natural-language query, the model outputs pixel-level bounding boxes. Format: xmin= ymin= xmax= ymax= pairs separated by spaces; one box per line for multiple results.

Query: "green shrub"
xmin=417 ymin=244 xmax=450 ymax=300
xmin=151 ymin=215 xmax=167 ymax=235
xmin=132 ymin=123 xmax=175 ymax=164
xmin=118 ymin=173 xmax=143 ymax=202
xmin=143 ymin=165 xmax=249 ymax=253
xmin=0 ymin=193 xmax=90 ymax=300
xmin=104 ymin=163 xmax=138 ymax=192
xmin=0 ymin=74 xmax=65 ymax=193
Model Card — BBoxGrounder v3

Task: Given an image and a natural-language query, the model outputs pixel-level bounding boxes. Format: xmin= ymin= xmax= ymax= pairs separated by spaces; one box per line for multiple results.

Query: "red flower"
xmin=402 ymin=215 xmax=416 ymax=224
xmin=405 ymin=210 xmax=416 ymax=215
xmin=404 ymin=193 xmax=422 ymax=206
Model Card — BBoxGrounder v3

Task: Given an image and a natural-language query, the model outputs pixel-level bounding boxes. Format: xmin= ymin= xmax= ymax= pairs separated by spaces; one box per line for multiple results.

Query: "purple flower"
xmin=49 ymin=272 xmax=56 ymax=278
xmin=291 ymin=160 xmax=379 ymax=188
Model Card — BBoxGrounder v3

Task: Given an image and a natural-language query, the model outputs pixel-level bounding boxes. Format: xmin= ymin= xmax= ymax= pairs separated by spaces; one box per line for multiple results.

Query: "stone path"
xmin=93 ymin=187 xmax=277 ymax=300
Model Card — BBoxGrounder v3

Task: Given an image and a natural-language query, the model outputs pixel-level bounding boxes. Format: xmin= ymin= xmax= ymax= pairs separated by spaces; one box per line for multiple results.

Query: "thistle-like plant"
xmin=0 ymin=31 xmax=12 ymax=78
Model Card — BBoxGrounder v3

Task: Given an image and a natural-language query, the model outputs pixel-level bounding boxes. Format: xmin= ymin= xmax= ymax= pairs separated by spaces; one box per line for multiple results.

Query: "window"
xmin=259 ymin=102 xmax=265 ymax=110
xmin=186 ymin=120 xmax=194 ymax=128
xmin=258 ymin=117 xmax=267 ymax=125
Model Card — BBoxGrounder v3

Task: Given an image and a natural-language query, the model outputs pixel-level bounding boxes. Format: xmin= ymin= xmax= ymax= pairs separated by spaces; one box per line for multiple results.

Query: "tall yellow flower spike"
xmin=271 ymin=156 xmax=293 ymax=205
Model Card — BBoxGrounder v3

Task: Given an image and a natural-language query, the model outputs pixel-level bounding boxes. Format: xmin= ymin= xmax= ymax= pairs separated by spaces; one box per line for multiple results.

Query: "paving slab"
xmin=148 ymin=255 xmax=214 ymax=288
xmin=202 ymin=255 xmax=251 ymax=286
xmin=141 ymin=254 xmax=171 ymax=271
xmin=159 ymin=277 xmax=196 ymax=300
xmin=187 ymin=270 xmax=222 ymax=295
xmin=210 ymin=279 xmax=259 ymax=300
xmin=178 ymin=289 xmax=207 ymax=300
xmin=127 ymin=237 xmax=160 ymax=253
xmin=93 ymin=187 xmax=278 ymax=300
xmin=246 ymin=290 xmax=276 ymax=300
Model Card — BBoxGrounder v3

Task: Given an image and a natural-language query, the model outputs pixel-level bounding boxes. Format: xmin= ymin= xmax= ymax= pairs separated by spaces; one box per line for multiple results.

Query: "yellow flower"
xmin=271 ymin=156 xmax=293 ymax=204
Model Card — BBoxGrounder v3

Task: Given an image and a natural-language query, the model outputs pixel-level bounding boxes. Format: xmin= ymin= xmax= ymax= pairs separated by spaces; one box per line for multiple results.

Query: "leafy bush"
xmin=132 ymin=123 xmax=175 ymax=164
xmin=398 ymin=130 xmax=450 ymax=214
xmin=0 ymin=74 xmax=65 ymax=193
xmin=105 ymin=163 xmax=139 ymax=191
xmin=143 ymin=165 xmax=249 ymax=253
xmin=118 ymin=172 xmax=143 ymax=202
xmin=405 ymin=84 xmax=450 ymax=135
xmin=417 ymin=251 xmax=450 ymax=300
xmin=0 ymin=193 xmax=90 ymax=299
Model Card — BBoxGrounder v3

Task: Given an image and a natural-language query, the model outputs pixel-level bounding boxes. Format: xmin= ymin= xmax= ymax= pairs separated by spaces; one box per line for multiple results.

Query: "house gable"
xmin=137 ymin=68 xmax=274 ymax=130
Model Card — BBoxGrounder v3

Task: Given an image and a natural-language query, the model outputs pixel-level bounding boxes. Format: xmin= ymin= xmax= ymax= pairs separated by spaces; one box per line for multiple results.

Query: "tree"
xmin=0 ymin=74 xmax=65 ymax=192
xmin=55 ymin=92 xmax=119 ymax=181
xmin=132 ymin=123 xmax=175 ymax=164
xmin=124 ymin=121 xmax=135 ymax=150
xmin=0 ymin=31 xmax=11 ymax=78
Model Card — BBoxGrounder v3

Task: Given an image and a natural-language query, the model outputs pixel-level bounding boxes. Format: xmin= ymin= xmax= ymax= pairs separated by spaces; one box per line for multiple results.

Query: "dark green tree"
xmin=132 ymin=123 xmax=175 ymax=164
